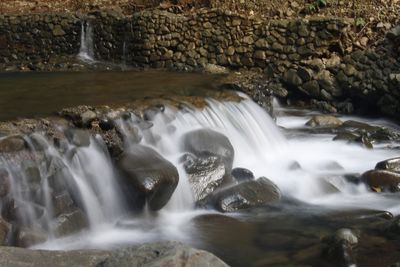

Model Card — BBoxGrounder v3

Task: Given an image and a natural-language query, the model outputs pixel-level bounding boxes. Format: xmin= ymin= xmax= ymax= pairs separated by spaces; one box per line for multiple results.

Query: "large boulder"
xmin=182 ymin=129 xmax=235 ymax=171
xmin=361 ymin=170 xmax=400 ymax=192
xmin=375 ymin=157 xmax=400 ymax=173
xmin=0 ymin=242 xmax=227 ymax=267
xmin=209 ymin=177 xmax=281 ymax=212
xmin=100 ymin=241 xmax=228 ymax=267
xmin=0 ymin=217 xmax=11 ymax=246
xmin=118 ymin=145 xmax=179 ymax=211
xmin=181 ymin=153 xmax=229 ymax=204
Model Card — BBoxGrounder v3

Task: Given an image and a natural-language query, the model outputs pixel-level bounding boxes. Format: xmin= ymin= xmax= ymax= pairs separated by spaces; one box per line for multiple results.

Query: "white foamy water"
xmin=78 ymin=21 xmax=95 ymax=62
xmin=3 ymin=93 xmax=399 ymax=250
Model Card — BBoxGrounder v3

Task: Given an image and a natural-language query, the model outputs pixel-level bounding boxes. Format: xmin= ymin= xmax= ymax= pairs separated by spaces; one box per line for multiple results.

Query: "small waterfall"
xmin=78 ymin=21 xmax=95 ymax=62
xmin=122 ymin=41 xmax=127 ymax=67
xmin=0 ymin=133 xmax=125 ymax=241
xmin=2 ymin=94 xmax=400 ymax=251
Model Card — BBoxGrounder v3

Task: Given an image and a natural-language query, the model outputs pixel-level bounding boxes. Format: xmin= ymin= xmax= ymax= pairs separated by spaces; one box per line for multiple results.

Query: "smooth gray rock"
xmin=0 ymin=242 xmax=227 ymax=267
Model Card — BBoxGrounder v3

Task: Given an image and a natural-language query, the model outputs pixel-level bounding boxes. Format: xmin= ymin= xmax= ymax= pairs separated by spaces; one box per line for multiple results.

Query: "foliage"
xmin=355 ymin=17 xmax=366 ymax=28
xmin=307 ymin=0 xmax=327 ymax=13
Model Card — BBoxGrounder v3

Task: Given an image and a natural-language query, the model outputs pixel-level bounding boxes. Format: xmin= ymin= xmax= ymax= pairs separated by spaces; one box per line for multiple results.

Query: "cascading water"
xmin=2 ymin=94 xmax=400 ymax=252
xmin=78 ymin=21 xmax=95 ymax=62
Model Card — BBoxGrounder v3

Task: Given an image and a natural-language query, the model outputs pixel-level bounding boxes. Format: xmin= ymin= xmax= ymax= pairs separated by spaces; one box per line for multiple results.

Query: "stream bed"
xmin=1 ymin=72 xmax=400 ymax=267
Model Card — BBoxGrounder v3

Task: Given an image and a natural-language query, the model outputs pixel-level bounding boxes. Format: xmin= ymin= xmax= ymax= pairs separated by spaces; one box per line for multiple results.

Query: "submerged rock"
xmin=182 ymin=129 xmax=235 ymax=172
xmin=181 ymin=153 xmax=228 ymax=203
xmin=210 ymin=177 xmax=281 ymax=212
xmin=0 ymin=168 xmax=11 ymax=198
xmin=322 ymin=228 xmax=358 ymax=267
xmin=361 ymin=170 xmax=400 ymax=192
xmin=118 ymin=144 xmax=179 ymax=211
xmin=306 ymin=115 xmax=343 ymax=127
xmin=54 ymin=209 xmax=89 ymax=237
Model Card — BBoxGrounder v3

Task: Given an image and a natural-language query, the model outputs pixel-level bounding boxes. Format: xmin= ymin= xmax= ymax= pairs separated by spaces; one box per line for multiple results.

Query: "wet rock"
xmin=0 ymin=168 xmax=11 ymax=197
xmin=81 ymin=110 xmax=97 ymax=126
xmin=118 ymin=145 xmax=179 ymax=211
xmin=210 ymin=177 xmax=281 ymax=212
xmin=0 ymin=218 xmax=11 ymax=246
xmin=65 ymin=129 xmax=91 ymax=147
xmin=386 ymin=216 xmax=400 ymax=238
xmin=322 ymin=228 xmax=358 ymax=267
xmin=16 ymin=227 xmax=47 ymax=247
xmin=54 ymin=209 xmax=88 ymax=237
xmin=143 ymin=105 xmax=164 ymax=121
xmin=100 ymin=241 xmax=228 ymax=267
xmin=53 ymin=191 xmax=74 ymax=217
xmin=231 ymin=168 xmax=255 ymax=182
xmin=182 ymin=153 xmax=228 ymax=203
xmin=361 ymin=170 xmax=400 ymax=192
xmin=375 ymin=157 xmax=400 ymax=173
xmin=28 ymin=133 xmax=49 ymax=150
xmin=0 ymin=135 xmax=26 ymax=153
xmin=182 ymin=129 xmax=234 ymax=171
xmin=306 ymin=115 xmax=343 ymax=127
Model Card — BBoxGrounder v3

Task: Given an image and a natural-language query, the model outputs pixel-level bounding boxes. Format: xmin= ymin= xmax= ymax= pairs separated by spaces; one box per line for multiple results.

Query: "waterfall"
xmin=1 ymin=94 xmax=400 ymax=250
xmin=78 ymin=21 xmax=95 ymax=62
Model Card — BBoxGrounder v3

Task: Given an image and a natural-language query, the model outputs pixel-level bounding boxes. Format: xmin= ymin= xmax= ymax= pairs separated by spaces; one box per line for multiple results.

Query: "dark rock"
xmin=0 ymin=135 xmax=26 ymax=153
xmin=182 ymin=153 xmax=228 ymax=203
xmin=118 ymin=145 xmax=179 ymax=211
xmin=231 ymin=168 xmax=255 ymax=182
xmin=302 ymin=80 xmax=320 ymax=97
xmin=143 ymin=105 xmax=165 ymax=121
xmin=322 ymin=228 xmax=358 ymax=267
xmin=210 ymin=177 xmax=281 ymax=212
xmin=55 ymin=209 xmax=88 ymax=237
xmin=361 ymin=170 xmax=400 ymax=192
xmin=386 ymin=216 xmax=400 ymax=238
xmin=283 ymin=69 xmax=303 ymax=87
xmin=375 ymin=157 xmax=400 ymax=173
xmin=182 ymin=129 xmax=234 ymax=172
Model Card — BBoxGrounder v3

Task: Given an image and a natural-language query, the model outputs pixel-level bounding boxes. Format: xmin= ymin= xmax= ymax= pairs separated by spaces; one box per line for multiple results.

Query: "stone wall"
xmin=0 ymin=13 xmax=80 ymax=67
xmin=1 ymin=9 xmax=399 ymax=119
xmin=0 ymin=9 xmax=350 ymax=71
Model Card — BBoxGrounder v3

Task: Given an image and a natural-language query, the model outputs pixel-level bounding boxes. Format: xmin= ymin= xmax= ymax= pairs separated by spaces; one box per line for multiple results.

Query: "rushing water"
xmin=78 ymin=21 xmax=95 ymax=62
xmin=1 ymin=86 xmax=400 ymax=265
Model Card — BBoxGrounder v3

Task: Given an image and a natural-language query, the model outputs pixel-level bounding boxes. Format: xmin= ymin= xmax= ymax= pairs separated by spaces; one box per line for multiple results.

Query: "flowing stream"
xmin=1 ymin=92 xmax=400 ymax=266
